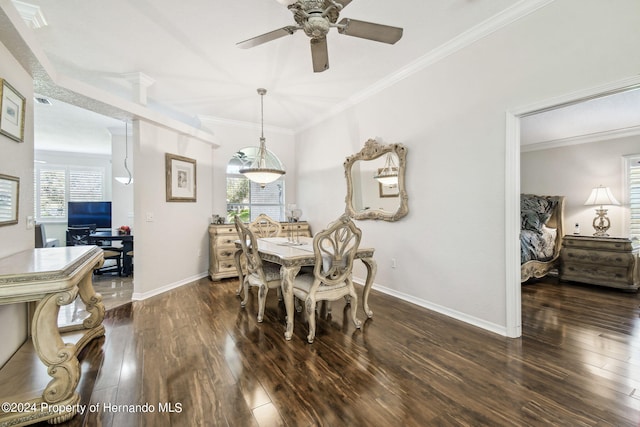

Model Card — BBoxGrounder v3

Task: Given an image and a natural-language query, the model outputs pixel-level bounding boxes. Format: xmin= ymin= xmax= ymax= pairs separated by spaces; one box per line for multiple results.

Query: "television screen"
xmin=68 ymin=201 xmax=112 ymax=229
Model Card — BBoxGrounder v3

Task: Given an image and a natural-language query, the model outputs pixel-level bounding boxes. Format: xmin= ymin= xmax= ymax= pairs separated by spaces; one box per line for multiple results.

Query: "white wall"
xmin=295 ymin=0 xmax=640 ymax=334
xmin=0 ymin=40 xmax=33 ymax=366
xmin=130 ymin=116 xmax=299 ymax=298
xmin=131 ymin=120 xmax=213 ymax=298
xmin=521 ymin=135 xmax=640 ymax=238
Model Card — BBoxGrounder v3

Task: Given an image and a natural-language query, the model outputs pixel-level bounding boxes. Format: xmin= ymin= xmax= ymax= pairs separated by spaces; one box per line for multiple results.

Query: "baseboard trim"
xmin=354 ymin=277 xmax=507 ymax=337
xmin=131 ymin=272 xmax=209 ymax=301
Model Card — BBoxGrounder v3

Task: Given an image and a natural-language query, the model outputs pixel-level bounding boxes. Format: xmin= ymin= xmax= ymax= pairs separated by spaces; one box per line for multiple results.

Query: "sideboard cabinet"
xmin=559 ymin=235 xmax=639 ymax=291
xmin=208 ymin=221 xmax=311 ymax=281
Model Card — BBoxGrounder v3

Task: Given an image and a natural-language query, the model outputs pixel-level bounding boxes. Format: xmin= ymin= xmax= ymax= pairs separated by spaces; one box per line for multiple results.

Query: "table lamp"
xmin=584 ymin=185 xmax=620 ymax=237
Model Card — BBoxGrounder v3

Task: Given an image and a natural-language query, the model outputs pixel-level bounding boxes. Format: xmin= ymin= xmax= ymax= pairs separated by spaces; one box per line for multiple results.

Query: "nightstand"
xmin=559 ymin=235 xmax=639 ymax=291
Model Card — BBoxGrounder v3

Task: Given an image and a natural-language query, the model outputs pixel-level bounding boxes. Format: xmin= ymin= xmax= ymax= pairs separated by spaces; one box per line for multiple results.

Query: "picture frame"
xmin=378 ymin=167 xmax=399 ymax=198
xmin=0 ymin=174 xmax=19 ymax=226
xmin=165 ymin=153 xmax=196 ymax=202
xmin=0 ymin=79 xmax=26 ymax=143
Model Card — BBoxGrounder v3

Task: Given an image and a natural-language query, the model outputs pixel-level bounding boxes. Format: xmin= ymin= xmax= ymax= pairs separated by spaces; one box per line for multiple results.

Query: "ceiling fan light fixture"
xmin=239 ymin=89 xmax=286 ymax=188
xmin=237 ymin=0 xmax=403 ymax=72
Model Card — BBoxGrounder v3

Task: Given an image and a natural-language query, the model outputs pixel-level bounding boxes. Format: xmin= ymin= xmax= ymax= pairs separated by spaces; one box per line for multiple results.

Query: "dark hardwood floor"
xmin=42 ymin=275 xmax=640 ymax=426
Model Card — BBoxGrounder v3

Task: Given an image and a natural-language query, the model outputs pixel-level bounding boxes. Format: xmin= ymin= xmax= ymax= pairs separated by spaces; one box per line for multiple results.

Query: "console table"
xmin=0 ymin=246 xmax=105 ymax=426
xmin=560 ymin=235 xmax=639 ymax=291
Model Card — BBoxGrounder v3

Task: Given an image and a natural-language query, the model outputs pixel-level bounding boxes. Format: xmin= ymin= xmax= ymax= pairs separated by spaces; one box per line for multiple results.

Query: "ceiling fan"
xmin=236 ymin=0 xmax=403 ymax=72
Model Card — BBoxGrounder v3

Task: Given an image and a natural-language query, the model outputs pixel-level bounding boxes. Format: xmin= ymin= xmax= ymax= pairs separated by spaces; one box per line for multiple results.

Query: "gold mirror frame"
xmin=344 ymin=139 xmax=408 ymax=221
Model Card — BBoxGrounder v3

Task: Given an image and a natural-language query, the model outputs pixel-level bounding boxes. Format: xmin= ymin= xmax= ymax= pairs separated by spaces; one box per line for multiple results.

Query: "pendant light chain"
xmin=260 ymin=89 xmax=265 ymax=140
xmin=124 ymin=121 xmax=132 ymax=185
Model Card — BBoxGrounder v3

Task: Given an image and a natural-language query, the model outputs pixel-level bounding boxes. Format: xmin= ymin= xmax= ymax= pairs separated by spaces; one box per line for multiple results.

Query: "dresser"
xmin=560 ymin=235 xmax=639 ymax=291
xmin=208 ymin=221 xmax=311 ymax=281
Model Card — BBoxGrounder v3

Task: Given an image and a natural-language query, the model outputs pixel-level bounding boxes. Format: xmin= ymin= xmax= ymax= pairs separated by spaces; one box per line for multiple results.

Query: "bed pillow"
xmin=521 ymin=194 xmax=559 ymax=232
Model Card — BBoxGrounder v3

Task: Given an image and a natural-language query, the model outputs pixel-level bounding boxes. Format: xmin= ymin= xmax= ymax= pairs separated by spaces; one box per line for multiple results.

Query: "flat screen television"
xmin=68 ymin=201 xmax=112 ymax=230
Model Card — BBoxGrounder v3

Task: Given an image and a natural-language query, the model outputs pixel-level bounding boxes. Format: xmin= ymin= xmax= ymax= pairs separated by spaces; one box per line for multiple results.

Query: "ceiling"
xmin=7 ymin=0 xmax=639 ymax=154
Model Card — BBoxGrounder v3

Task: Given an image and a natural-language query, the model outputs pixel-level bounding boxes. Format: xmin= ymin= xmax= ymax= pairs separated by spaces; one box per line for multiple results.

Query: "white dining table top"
xmin=251 ymin=236 xmax=374 ymax=268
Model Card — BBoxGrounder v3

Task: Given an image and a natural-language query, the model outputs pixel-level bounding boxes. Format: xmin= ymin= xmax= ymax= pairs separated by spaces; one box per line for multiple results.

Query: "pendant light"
xmin=373 ymin=152 xmax=398 ymax=185
xmin=115 ymin=121 xmax=133 ymax=185
xmin=239 ymin=88 xmax=286 ymax=188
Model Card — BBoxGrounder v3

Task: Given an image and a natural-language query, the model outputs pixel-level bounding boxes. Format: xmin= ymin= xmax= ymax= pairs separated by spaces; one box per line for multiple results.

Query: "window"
xmin=35 ymin=164 xmax=106 ymax=222
xmin=626 ymin=154 xmax=640 ymax=241
xmin=226 ymin=153 xmax=285 ymax=222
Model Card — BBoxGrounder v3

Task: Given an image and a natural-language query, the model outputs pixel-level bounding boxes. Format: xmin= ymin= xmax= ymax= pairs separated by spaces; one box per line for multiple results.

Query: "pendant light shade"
xmin=373 ymin=152 xmax=398 ymax=185
xmin=239 ymin=88 xmax=285 ymax=188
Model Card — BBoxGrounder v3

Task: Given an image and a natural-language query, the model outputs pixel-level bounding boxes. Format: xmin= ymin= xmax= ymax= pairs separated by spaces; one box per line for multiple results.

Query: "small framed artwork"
xmin=0 ymin=79 xmax=26 ymax=143
xmin=378 ymin=168 xmax=399 ymax=198
xmin=0 ymin=174 xmax=19 ymax=226
xmin=165 ymin=153 xmax=197 ymax=202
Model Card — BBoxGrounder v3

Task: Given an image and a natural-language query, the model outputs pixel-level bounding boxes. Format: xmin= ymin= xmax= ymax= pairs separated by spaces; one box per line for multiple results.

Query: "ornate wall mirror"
xmin=344 ymin=139 xmax=408 ymax=221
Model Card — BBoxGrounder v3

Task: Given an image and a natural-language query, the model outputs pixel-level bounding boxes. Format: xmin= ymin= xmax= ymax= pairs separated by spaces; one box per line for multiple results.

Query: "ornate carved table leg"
xmin=361 ymin=257 xmax=377 ymax=318
xmin=281 ymin=265 xmax=301 ymax=340
xmin=32 ymin=289 xmax=82 ymax=423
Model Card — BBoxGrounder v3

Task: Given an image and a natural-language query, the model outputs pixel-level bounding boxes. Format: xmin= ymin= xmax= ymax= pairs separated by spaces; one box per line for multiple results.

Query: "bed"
xmin=521 ymin=194 xmax=565 ymax=282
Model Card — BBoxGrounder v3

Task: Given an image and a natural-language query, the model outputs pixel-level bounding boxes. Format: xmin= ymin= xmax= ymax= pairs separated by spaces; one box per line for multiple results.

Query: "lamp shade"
xmin=584 ymin=186 xmax=620 ymax=207
xmin=373 ymin=153 xmax=399 ymax=185
xmin=236 ymin=144 xmax=285 ymax=187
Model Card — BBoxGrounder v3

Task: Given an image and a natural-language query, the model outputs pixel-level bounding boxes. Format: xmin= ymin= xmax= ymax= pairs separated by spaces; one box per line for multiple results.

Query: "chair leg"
xmin=241 ymin=279 xmax=250 ymax=307
xmin=305 ymin=297 xmax=317 ymax=343
xmin=349 ymin=289 xmax=362 ymax=329
xmin=257 ymin=285 xmax=269 ymax=323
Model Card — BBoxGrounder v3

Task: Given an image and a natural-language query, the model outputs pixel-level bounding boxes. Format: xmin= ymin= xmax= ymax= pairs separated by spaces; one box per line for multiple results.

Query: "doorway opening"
xmin=504 ymin=76 xmax=640 ymax=338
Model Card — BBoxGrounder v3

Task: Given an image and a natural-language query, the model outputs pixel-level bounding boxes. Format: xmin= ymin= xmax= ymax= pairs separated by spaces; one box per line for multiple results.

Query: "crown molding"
xmin=521 ymin=125 xmax=640 ymax=153
xmin=11 ymin=0 xmax=46 ymax=29
xmin=298 ymin=0 xmax=557 ymax=133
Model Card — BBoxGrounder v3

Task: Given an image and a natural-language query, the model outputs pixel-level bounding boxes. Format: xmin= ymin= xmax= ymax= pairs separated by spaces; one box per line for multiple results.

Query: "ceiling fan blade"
xmin=337 ymin=18 xmax=403 ymax=44
xmin=310 ymin=38 xmax=329 ymax=72
xmin=237 ymin=26 xmax=299 ymax=49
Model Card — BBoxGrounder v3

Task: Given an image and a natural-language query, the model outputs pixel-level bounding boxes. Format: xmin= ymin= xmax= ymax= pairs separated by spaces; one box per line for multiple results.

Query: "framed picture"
xmin=165 ymin=153 xmax=197 ymax=202
xmin=0 ymin=79 xmax=26 ymax=142
xmin=378 ymin=167 xmax=399 ymax=198
xmin=0 ymin=174 xmax=19 ymax=226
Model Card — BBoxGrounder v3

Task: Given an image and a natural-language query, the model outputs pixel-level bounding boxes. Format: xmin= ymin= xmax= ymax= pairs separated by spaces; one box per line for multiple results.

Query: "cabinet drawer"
xmin=212 ymin=226 xmax=236 ymax=235
xmin=217 ymin=260 xmax=238 ymax=273
xmin=216 ymin=247 xmax=237 ymax=261
xmin=279 ymin=224 xmax=311 ymax=236
xmin=215 ymin=234 xmax=238 ymax=246
xmin=561 ymin=248 xmax=632 ymax=267
xmin=563 ymin=237 xmax=633 ymax=251
xmin=561 ymin=263 xmax=630 ymax=284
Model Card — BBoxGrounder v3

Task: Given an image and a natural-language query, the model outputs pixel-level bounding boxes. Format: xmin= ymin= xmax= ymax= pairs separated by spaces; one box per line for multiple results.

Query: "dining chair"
xmin=67 ymin=227 xmax=122 ymax=276
xmin=234 ymin=216 xmax=282 ymax=323
xmin=251 ymin=213 xmax=281 ymax=238
xmin=235 ymin=213 xmax=283 ymax=295
xmin=292 ymin=214 xmax=362 ymax=343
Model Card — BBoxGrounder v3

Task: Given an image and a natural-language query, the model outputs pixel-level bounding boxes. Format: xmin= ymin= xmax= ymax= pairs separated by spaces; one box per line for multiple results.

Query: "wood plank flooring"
xmin=37 ymin=276 xmax=640 ymax=426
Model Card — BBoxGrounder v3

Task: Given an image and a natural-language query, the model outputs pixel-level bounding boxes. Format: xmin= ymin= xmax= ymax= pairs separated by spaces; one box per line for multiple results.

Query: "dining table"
xmin=234 ymin=236 xmax=377 ymax=341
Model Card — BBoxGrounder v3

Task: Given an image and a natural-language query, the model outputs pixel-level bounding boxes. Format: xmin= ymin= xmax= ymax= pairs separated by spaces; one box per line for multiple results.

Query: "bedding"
xmin=520 ymin=194 xmax=560 ymax=263
xmin=520 ymin=194 xmax=565 ymax=282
